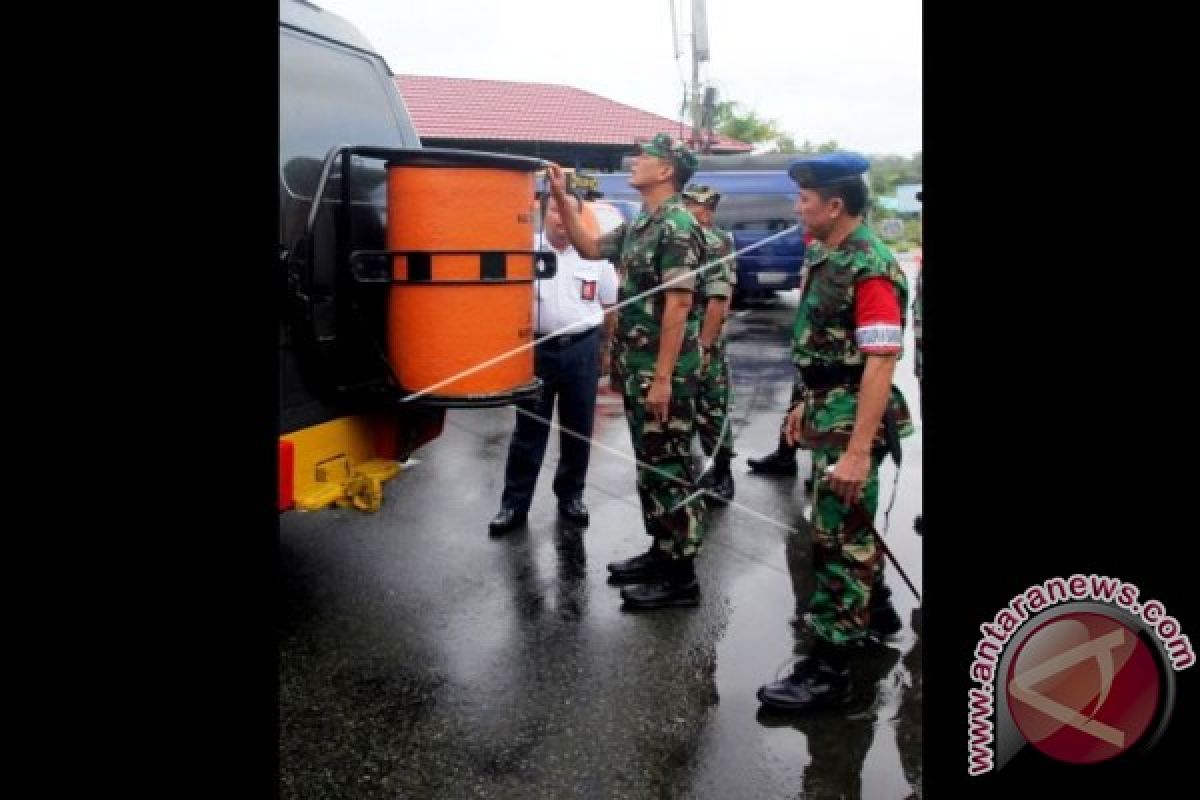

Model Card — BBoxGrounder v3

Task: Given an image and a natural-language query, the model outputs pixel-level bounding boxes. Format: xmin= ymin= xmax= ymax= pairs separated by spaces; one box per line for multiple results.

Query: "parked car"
xmin=594 ymin=169 xmax=805 ymax=303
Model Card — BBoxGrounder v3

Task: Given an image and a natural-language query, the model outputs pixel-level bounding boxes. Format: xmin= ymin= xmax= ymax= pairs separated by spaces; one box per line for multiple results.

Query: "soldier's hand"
xmin=546 ymin=163 xmax=567 ymax=198
xmin=784 ymin=404 xmax=804 ymax=446
xmin=646 ymin=375 xmax=672 ymax=423
xmin=828 ymin=451 xmax=869 ymax=505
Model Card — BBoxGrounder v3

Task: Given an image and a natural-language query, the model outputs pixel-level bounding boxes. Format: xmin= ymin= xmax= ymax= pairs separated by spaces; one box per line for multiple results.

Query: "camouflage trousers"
xmin=913 ymin=269 xmax=923 ymax=382
xmin=806 ymin=445 xmax=886 ymax=645
xmin=776 ymin=382 xmax=807 ymax=438
xmin=696 ymin=348 xmax=735 ymax=460
xmin=622 ymin=387 xmax=709 ymax=560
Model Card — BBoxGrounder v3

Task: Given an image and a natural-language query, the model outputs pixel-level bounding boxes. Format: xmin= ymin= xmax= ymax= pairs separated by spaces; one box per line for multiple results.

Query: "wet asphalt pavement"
xmin=280 ymin=260 xmax=924 ymax=799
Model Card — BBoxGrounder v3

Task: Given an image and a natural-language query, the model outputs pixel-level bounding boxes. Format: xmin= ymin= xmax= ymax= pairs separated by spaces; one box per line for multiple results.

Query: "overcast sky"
xmin=312 ymin=0 xmax=921 ymax=157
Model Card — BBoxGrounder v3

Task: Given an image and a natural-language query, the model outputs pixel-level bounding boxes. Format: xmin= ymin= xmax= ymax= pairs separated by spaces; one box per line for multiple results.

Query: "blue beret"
xmin=787 ymin=152 xmax=870 ymax=188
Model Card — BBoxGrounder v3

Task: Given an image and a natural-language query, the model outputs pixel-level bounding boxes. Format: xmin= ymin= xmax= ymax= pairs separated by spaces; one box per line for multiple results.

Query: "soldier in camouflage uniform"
xmin=913 ymin=268 xmax=922 ymax=388
xmin=545 ymin=133 xmax=709 ymax=611
xmin=746 ymin=230 xmax=819 ymax=484
xmin=682 ymin=184 xmax=737 ymax=505
xmin=757 ymin=153 xmax=914 ymax=712
xmin=912 ymin=190 xmax=923 ymax=535
xmin=747 ymin=387 xmax=803 ymax=477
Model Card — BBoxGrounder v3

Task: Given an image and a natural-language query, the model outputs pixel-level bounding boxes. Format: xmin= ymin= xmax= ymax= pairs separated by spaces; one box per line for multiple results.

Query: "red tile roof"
xmin=395 ymin=75 xmax=752 ymax=152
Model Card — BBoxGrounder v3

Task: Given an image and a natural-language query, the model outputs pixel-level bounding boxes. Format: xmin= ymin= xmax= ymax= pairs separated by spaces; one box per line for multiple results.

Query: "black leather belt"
xmin=537 ymin=326 xmax=599 ymax=347
xmin=799 ymin=363 xmax=865 ymax=389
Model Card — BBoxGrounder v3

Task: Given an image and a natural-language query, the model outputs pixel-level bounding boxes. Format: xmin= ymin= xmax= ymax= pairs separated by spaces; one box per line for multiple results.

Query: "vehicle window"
xmin=717 ymin=194 xmax=796 ymax=231
xmin=280 ymin=28 xmax=418 ymax=200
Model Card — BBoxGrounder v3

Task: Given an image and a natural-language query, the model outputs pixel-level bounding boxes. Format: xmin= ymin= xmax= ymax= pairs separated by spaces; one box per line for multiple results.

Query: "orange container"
xmin=386 ymin=164 xmax=537 ymax=399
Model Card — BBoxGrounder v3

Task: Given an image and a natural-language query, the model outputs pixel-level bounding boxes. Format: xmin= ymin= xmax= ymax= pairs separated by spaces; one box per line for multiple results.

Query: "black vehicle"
xmin=280 ymin=1 xmax=555 ymax=512
xmin=597 ymin=156 xmax=807 ymax=304
xmin=278 ymin=0 xmax=441 ymax=512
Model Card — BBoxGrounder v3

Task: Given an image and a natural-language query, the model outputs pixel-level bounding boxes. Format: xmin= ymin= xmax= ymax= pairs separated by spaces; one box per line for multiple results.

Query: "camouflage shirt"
xmin=793 ymin=223 xmax=908 ymax=366
xmin=792 ymin=223 xmax=914 ymax=446
xmin=698 ymin=227 xmax=736 ymax=303
xmin=697 ymin=226 xmax=736 ymax=349
xmin=913 ymin=260 xmax=923 ymax=379
xmin=598 ymin=194 xmax=705 ymax=396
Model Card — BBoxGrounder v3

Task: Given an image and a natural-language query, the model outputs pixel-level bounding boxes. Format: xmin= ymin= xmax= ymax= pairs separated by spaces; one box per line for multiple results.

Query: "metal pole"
xmin=691 ymin=32 xmax=700 ymax=146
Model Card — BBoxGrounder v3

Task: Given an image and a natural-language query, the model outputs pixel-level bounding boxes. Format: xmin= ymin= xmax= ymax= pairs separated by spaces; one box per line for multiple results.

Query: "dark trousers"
xmin=500 ymin=327 xmax=601 ymax=512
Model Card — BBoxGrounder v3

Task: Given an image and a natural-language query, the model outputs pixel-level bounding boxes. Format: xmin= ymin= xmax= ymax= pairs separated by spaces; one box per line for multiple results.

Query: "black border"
xmin=89 ymin=5 xmax=281 ymax=795
xmin=923 ymin=6 xmax=1194 ymax=797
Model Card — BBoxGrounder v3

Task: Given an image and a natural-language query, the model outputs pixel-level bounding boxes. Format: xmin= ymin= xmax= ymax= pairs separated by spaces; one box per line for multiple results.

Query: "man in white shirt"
xmin=489 ymin=193 xmax=619 ymax=534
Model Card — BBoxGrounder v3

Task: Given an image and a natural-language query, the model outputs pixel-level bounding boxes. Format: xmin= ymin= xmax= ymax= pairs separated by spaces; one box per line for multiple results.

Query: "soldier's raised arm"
xmin=546 ymin=164 xmax=602 ymax=260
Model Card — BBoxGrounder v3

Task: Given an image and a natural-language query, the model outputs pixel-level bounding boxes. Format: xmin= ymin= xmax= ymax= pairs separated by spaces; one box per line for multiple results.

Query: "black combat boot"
xmin=699 ymin=454 xmax=735 ymax=505
xmin=867 ymin=577 xmax=904 ymax=642
xmin=606 ymin=543 xmax=669 ymax=585
xmin=747 ymin=433 xmax=798 ymax=476
xmin=756 ymin=639 xmax=851 ymax=711
xmin=710 ymin=454 xmax=735 ymax=504
xmin=619 ymin=557 xmax=700 ymax=610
